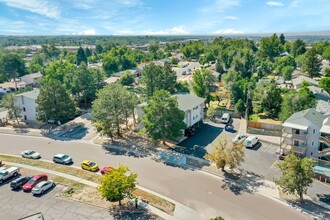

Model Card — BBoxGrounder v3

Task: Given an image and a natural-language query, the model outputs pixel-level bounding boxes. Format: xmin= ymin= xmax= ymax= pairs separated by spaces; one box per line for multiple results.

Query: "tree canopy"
xmin=191 ymin=69 xmax=217 ymax=105
xmin=302 ymin=47 xmax=321 ymax=78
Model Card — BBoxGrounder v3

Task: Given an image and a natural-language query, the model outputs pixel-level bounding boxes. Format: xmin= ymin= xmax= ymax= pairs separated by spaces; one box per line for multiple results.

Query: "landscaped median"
xmin=0 ymin=154 xmax=175 ymax=216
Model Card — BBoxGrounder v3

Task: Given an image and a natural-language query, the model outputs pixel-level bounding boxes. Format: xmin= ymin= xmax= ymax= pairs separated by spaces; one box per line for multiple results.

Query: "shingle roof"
xmin=173 ymin=94 xmax=205 ymax=112
xmin=285 ymin=108 xmax=325 ymax=128
xmin=292 ymin=75 xmax=319 ymax=87
xmin=16 ymin=89 xmax=40 ymax=100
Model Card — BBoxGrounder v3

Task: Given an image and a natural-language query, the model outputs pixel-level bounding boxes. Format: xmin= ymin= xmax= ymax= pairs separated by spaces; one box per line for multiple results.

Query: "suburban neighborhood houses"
xmin=1 ymin=7 xmax=330 ymax=218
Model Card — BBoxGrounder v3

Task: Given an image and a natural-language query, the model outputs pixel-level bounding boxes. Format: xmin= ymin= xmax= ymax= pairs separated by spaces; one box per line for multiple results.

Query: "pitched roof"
xmin=16 ymin=89 xmax=40 ymax=100
xmin=173 ymin=94 xmax=205 ymax=112
xmin=285 ymin=108 xmax=325 ymax=129
xmin=292 ymin=75 xmax=319 ymax=87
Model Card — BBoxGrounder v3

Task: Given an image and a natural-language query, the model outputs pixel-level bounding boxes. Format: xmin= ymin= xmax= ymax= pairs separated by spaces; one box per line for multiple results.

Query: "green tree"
xmin=98 ymin=164 xmax=137 ymax=206
xmin=275 ymin=154 xmax=315 ymax=201
xmin=279 ymin=33 xmax=286 ymax=45
xmin=322 ymin=46 xmax=330 ymax=60
xmin=279 ymin=88 xmax=316 ymax=121
xmin=281 ymin=66 xmax=294 ymax=80
xmin=84 ymin=47 xmax=92 ymax=58
xmin=205 ymin=137 xmax=245 ymax=172
xmin=302 ymin=47 xmax=321 ymax=78
xmin=140 ymin=63 xmax=177 ymax=97
xmin=148 ymin=43 xmax=159 ymax=59
xmin=274 ymin=56 xmax=296 ymax=74
xmin=77 ymin=47 xmax=87 ymax=65
xmin=142 ymin=90 xmax=186 ymax=144
xmin=206 ymin=106 xmax=216 ymax=118
xmin=95 ymin=44 xmax=103 ymax=54
xmin=235 ymin=99 xmax=245 ymax=115
xmin=0 ymin=53 xmax=26 ymax=90
xmin=323 ymin=67 xmax=330 ymax=77
xmin=191 ymin=69 xmax=217 ymax=105
xmin=1 ymin=93 xmax=21 ymax=124
xmin=92 ymin=84 xmax=135 ymax=139
xmin=43 ymin=60 xmax=76 ymax=84
xmin=175 ymin=80 xmax=190 ymax=93
xmin=28 ymin=53 xmax=44 ymax=73
xmin=223 ymin=71 xmax=246 ymax=104
xmin=319 ymin=77 xmax=330 ymax=93
xmin=210 ymin=217 xmax=225 ymax=220
xmin=119 ymin=71 xmax=135 ymax=86
xmin=36 ymin=80 xmax=75 ymax=123
xmin=257 ymin=34 xmax=283 ymax=61
xmin=291 ymin=39 xmax=306 ymax=58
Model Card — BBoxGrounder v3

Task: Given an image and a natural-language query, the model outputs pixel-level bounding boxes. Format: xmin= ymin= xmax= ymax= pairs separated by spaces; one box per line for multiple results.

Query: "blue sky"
xmin=0 ymin=0 xmax=329 ymax=35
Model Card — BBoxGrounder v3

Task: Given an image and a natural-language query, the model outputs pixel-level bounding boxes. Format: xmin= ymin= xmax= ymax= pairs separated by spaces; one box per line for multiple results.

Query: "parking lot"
xmin=0 ymin=178 xmax=113 ymax=220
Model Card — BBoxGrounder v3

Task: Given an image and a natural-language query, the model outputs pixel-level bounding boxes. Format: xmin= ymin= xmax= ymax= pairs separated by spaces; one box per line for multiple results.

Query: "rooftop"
xmin=16 ymin=88 xmax=40 ymax=100
xmin=173 ymin=93 xmax=205 ymax=112
xmin=284 ymin=108 xmax=325 ymax=129
xmin=292 ymin=75 xmax=319 ymax=87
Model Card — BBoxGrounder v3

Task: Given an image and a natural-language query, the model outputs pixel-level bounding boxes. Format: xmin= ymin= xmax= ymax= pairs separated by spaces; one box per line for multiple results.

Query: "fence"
xmin=247 ymin=121 xmax=282 ymax=137
xmin=214 ymin=110 xmax=242 ymax=119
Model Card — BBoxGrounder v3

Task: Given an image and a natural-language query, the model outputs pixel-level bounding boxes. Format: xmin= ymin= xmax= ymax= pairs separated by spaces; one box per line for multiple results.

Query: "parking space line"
xmin=263 ymin=144 xmax=272 ymax=152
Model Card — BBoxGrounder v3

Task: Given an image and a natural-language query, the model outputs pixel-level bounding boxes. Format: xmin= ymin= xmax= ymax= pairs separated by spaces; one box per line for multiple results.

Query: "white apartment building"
xmin=15 ymin=89 xmax=39 ymax=122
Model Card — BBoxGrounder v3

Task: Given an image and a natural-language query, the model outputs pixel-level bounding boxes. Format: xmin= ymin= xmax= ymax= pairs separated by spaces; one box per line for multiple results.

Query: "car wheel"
xmin=13 ymin=172 xmax=18 ymax=177
xmin=0 ymin=180 xmax=3 ymax=184
xmin=53 ymin=160 xmax=57 ymax=163
xmin=41 ymin=190 xmax=44 ymax=194
xmin=52 ymin=183 xmax=55 ymax=187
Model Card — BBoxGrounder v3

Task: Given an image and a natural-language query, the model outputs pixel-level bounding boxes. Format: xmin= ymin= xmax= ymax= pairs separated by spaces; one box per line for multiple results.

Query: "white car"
xmin=21 ymin=150 xmax=41 ymax=159
xmin=31 ymin=180 xmax=55 ymax=195
xmin=232 ymin=134 xmax=247 ymax=143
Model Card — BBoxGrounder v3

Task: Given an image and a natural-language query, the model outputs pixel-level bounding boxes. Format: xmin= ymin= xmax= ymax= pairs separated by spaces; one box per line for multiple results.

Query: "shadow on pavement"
xmin=102 ymin=145 xmax=150 ymax=159
xmin=287 ymin=199 xmax=330 ymax=219
xmin=317 ymin=193 xmax=330 ymax=205
xmin=109 ymin=204 xmax=159 ymax=220
xmin=47 ymin=123 xmax=88 ymax=141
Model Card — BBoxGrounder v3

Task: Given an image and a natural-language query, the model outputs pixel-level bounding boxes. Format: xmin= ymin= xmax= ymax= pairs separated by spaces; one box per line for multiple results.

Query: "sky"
xmin=0 ymin=0 xmax=329 ymax=35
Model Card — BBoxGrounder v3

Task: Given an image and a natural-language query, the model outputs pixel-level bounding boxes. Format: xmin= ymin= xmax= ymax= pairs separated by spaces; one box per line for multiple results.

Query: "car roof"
xmin=82 ymin=160 xmax=92 ymax=164
xmin=25 ymin=150 xmax=34 ymax=153
xmin=36 ymin=181 xmax=48 ymax=187
xmin=32 ymin=174 xmax=47 ymax=179
xmin=246 ymin=136 xmax=257 ymax=141
xmin=54 ymin=154 xmax=65 ymax=157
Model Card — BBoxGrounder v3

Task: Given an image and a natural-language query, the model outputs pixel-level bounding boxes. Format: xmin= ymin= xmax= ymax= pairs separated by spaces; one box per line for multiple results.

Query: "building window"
xmin=312 ymin=142 xmax=314 ymax=146
xmin=23 ymin=107 xmax=26 ymax=112
xmin=311 ymin=152 xmax=313 ymax=156
xmin=294 ymin=140 xmax=299 ymax=146
xmin=313 ymin=129 xmax=315 ymax=134
xmin=24 ymin=115 xmax=27 ymax=120
xmin=294 ymin=129 xmax=300 ymax=135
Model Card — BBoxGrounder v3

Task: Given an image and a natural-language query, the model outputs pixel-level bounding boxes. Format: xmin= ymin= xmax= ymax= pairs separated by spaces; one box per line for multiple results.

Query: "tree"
xmin=1 ymin=93 xmax=21 ymax=124
xmin=175 ymin=80 xmax=190 ymax=93
xmin=281 ymin=66 xmax=294 ymax=80
xmin=43 ymin=60 xmax=76 ymax=84
xmin=98 ymin=164 xmax=137 ymax=206
xmin=275 ymin=154 xmax=315 ymax=202
xmin=77 ymin=47 xmax=87 ymax=65
xmin=119 ymin=71 xmax=135 ymax=86
xmin=84 ymin=47 xmax=92 ymax=58
xmin=95 ymin=44 xmax=103 ymax=54
xmin=274 ymin=56 xmax=296 ymax=74
xmin=302 ymin=47 xmax=321 ymax=78
xmin=0 ymin=53 xmax=26 ymax=90
xmin=257 ymin=34 xmax=283 ymax=61
xmin=204 ymin=137 xmax=245 ymax=172
xmin=323 ymin=67 xmax=330 ymax=77
xmin=206 ymin=106 xmax=216 ymax=118
xmin=36 ymin=80 xmax=75 ymax=123
xmin=291 ymin=39 xmax=306 ymax=58
xmin=191 ymin=69 xmax=217 ymax=105
xmin=92 ymin=84 xmax=135 ymax=139
xmin=142 ymin=90 xmax=186 ymax=144
xmin=223 ymin=71 xmax=246 ymax=104
xmin=140 ymin=63 xmax=177 ymax=97
xmin=322 ymin=46 xmax=330 ymax=60
xmin=279 ymin=33 xmax=286 ymax=45
xmin=210 ymin=217 xmax=225 ymax=220
xmin=319 ymin=77 xmax=330 ymax=93
xmin=279 ymin=88 xmax=317 ymax=121
xmin=28 ymin=53 xmax=44 ymax=73
xmin=235 ymin=99 xmax=245 ymax=115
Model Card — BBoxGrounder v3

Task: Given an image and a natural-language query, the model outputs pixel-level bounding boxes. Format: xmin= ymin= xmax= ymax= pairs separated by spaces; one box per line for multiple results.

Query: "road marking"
xmin=263 ymin=144 xmax=272 ymax=152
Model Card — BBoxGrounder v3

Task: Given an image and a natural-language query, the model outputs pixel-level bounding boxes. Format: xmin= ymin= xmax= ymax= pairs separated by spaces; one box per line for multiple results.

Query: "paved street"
xmin=0 ymin=181 xmax=113 ymax=220
xmin=0 ymin=133 xmax=309 ymax=220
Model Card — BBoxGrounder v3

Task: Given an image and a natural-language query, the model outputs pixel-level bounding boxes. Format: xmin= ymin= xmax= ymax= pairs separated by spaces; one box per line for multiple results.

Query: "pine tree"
xmin=76 ymin=47 xmax=87 ymax=65
xmin=302 ymin=47 xmax=321 ymax=78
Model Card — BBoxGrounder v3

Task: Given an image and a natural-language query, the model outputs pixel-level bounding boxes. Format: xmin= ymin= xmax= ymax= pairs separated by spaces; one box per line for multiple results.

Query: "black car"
xmin=10 ymin=176 xmax=31 ymax=189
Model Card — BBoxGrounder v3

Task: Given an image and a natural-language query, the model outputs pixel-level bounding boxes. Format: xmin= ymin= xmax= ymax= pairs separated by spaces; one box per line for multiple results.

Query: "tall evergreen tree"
xmin=76 ymin=47 xmax=87 ymax=65
xmin=302 ymin=47 xmax=321 ymax=78
xmin=279 ymin=33 xmax=286 ymax=45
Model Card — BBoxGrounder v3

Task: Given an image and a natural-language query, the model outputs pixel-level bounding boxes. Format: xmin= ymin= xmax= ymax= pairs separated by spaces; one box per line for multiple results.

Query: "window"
xmin=313 ymin=129 xmax=315 ymax=134
xmin=24 ymin=115 xmax=27 ymax=120
xmin=311 ymin=152 xmax=313 ymax=156
xmin=295 ymin=129 xmax=300 ymax=135
xmin=312 ymin=142 xmax=314 ymax=146
xmin=23 ymin=107 xmax=26 ymax=112
xmin=294 ymin=140 xmax=299 ymax=146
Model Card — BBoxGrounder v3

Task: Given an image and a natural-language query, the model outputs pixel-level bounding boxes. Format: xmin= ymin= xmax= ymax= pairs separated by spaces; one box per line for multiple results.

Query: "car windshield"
xmin=89 ymin=162 xmax=96 ymax=166
xmin=28 ymin=179 xmax=36 ymax=184
xmin=27 ymin=151 xmax=35 ymax=155
xmin=0 ymin=173 xmax=4 ymax=177
xmin=61 ymin=155 xmax=69 ymax=160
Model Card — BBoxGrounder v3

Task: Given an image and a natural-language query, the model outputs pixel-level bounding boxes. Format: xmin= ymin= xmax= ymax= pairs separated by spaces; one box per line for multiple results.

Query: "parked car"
xmin=32 ymin=180 xmax=56 ymax=195
xmin=53 ymin=154 xmax=73 ymax=165
xmin=21 ymin=150 xmax=41 ymax=159
xmin=81 ymin=160 xmax=99 ymax=172
xmin=100 ymin=166 xmax=114 ymax=175
xmin=244 ymin=136 xmax=259 ymax=148
xmin=23 ymin=174 xmax=48 ymax=192
xmin=184 ymin=128 xmax=196 ymax=137
xmin=225 ymin=124 xmax=235 ymax=132
xmin=0 ymin=167 xmax=20 ymax=184
xmin=232 ymin=134 xmax=247 ymax=143
xmin=10 ymin=176 xmax=32 ymax=189
xmin=220 ymin=113 xmax=231 ymax=124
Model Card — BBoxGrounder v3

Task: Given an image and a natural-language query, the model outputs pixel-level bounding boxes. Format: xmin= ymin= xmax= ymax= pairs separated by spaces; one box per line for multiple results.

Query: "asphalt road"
xmin=0 ymin=133 xmax=309 ymax=220
xmin=0 ymin=182 xmax=113 ymax=220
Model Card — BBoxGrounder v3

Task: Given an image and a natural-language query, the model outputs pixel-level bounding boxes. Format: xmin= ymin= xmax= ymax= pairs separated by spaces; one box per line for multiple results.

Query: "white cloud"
xmin=0 ymin=0 xmax=60 ymax=18
xmin=213 ymin=29 xmax=243 ymax=35
xmin=266 ymin=1 xmax=284 ymax=7
xmin=81 ymin=29 xmax=96 ymax=35
xmin=201 ymin=0 xmax=240 ymax=13
xmin=225 ymin=16 xmax=238 ymax=20
xmin=115 ymin=29 xmax=135 ymax=35
xmin=143 ymin=25 xmax=189 ymax=35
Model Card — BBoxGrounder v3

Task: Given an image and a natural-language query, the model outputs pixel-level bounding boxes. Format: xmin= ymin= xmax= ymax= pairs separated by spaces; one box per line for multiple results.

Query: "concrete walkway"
xmin=4 ymin=161 xmax=205 ymax=220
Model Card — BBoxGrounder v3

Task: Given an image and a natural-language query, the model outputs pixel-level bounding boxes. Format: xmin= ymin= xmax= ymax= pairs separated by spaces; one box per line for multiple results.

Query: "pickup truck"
xmin=0 ymin=167 xmax=20 ymax=184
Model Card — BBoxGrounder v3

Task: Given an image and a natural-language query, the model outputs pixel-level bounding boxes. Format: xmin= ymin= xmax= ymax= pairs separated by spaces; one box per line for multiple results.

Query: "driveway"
xmin=0 ymin=182 xmax=113 ymax=220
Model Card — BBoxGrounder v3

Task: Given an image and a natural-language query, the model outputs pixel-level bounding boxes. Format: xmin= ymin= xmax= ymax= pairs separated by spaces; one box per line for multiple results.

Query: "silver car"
xmin=21 ymin=150 xmax=41 ymax=159
xmin=32 ymin=180 xmax=56 ymax=195
xmin=53 ymin=154 xmax=73 ymax=165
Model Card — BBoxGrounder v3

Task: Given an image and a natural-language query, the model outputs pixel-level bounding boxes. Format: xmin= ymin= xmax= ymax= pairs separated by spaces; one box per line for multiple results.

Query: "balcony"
xmin=318 ymin=148 xmax=330 ymax=157
xmin=292 ymin=133 xmax=306 ymax=141
xmin=320 ymin=136 xmax=330 ymax=146
xmin=292 ymin=146 xmax=307 ymax=155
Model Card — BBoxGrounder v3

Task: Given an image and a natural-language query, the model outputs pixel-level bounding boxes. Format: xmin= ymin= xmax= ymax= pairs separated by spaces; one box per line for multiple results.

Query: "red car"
xmin=100 ymin=166 xmax=114 ymax=175
xmin=23 ymin=174 xmax=48 ymax=192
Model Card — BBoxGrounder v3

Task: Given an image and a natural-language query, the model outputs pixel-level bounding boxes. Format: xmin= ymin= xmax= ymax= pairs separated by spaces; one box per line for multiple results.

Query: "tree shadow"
xmin=286 ymin=199 xmax=330 ymax=219
xmin=316 ymin=193 xmax=330 ymax=205
xmin=108 ymin=203 xmax=161 ymax=220
xmin=47 ymin=122 xmax=88 ymax=141
xmin=102 ymin=145 xmax=151 ymax=159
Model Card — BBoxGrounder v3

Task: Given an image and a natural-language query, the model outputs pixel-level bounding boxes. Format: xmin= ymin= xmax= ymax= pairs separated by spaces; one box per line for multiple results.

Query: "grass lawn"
xmin=249 ymin=114 xmax=282 ymax=124
xmin=0 ymin=154 xmax=175 ymax=215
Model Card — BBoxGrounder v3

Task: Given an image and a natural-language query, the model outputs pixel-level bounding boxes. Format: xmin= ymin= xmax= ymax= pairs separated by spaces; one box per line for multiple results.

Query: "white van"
xmin=244 ymin=136 xmax=259 ymax=148
xmin=220 ymin=113 xmax=230 ymax=124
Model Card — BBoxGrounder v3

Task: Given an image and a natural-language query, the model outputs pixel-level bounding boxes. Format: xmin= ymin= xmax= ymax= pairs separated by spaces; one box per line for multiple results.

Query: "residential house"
xmin=104 ymin=77 xmax=120 ymax=84
xmin=153 ymin=58 xmax=171 ymax=67
xmin=308 ymin=86 xmax=330 ymax=117
xmin=281 ymin=108 xmax=330 ymax=160
xmin=0 ymin=80 xmax=26 ymax=92
xmin=15 ymin=88 xmax=40 ymax=122
xmin=20 ymin=72 xmax=42 ymax=87
xmin=112 ymin=68 xmax=142 ymax=78
xmin=136 ymin=93 xmax=205 ymax=131
xmin=292 ymin=75 xmax=319 ymax=89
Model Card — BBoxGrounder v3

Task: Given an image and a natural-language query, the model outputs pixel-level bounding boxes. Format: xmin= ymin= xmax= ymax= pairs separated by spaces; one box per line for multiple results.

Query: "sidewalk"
xmin=238 ymin=118 xmax=280 ymax=145
xmin=0 ymin=127 xmax=44 ymax=137
xmin=4 ymin=161 xmax=205 ymax=220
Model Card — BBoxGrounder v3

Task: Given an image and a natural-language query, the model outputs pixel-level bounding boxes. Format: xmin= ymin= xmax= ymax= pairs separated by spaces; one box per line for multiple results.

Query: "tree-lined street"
xmin=0 ymin=133 xmax=308 ymax=220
